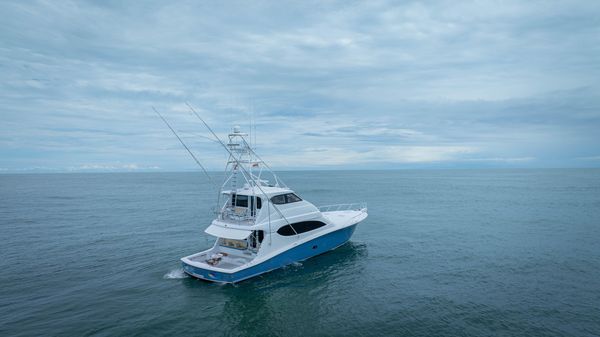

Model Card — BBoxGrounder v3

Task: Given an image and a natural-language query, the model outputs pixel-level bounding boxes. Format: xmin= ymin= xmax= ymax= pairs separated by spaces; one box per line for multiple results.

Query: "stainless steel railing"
xmin=318 ymin=202 xmax=367 ymax=213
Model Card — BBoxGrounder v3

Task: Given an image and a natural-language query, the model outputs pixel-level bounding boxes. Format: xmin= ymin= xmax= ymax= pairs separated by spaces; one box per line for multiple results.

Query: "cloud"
xmin=0 ymin=0 xmax=599 ymax=172
xmin=266 ymin=145 xmax=477 ymax=168
xmin=463 ymin=157 xmax=535 ymax=163
xmin=67 ymin=163 xmax=161 ymax=171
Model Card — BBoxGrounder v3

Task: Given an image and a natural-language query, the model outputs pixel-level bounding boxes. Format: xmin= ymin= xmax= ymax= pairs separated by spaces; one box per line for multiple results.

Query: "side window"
xmin=285 ymin=193 xmax=302 ymax=203
xmin=293 ymin=221 xmax=326 ymax=234
xmin=277 ymin=225 xmax=296 ymax=236
xmin=277 ymin=221 xmax=327 ymax=236
xmin=271 ymin=194 xmax=286 ymax=205
xmin=256 ymin=197 xmax=262 ymax=209
xmin=271 ymin=193 xmax=302 ymax=205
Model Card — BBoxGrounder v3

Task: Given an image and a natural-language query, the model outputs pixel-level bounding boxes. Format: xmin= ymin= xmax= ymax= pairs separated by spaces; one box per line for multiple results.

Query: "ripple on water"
xmin=164 ymin=268 xmax=189 ymax=279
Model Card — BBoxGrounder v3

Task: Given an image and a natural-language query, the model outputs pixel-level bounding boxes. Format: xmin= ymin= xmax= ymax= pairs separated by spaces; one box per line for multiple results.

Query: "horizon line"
xmin=2 ymin=166 xmax=600 ymax=175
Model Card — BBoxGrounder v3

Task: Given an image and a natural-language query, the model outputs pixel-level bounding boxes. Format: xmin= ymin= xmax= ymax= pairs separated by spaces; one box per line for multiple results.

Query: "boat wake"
xmin=283 ymin=261 xmax=303 ymax=270
xmin=164 ymin=268 xmax=189 ymax=279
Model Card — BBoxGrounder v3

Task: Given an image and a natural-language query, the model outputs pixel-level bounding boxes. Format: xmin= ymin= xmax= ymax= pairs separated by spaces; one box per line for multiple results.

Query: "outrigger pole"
xmin=152 ymin=106 xmax=214 ymax=185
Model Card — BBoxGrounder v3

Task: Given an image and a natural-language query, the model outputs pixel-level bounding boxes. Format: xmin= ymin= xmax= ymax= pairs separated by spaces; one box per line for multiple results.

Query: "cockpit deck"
xmin=186 ymin=246 xmax=256 ymax=270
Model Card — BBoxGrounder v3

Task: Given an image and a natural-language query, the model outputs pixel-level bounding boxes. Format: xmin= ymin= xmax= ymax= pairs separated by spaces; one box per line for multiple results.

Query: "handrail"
xmin=318 ymin=202 xmax=367 ymax=213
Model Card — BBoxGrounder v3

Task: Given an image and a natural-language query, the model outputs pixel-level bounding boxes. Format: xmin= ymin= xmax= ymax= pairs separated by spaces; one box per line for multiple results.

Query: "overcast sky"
xmin=1 ymin=0 xmax=599 ymax=172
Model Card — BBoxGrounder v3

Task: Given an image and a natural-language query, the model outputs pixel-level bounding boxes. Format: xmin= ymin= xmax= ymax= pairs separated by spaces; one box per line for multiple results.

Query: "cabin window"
xmin=271 ymin=193 xmax=302 ymax=205
xmin=293 ymin=221 xmax=326 ymax=233
xmin=277 ymin=224 xmax=297 ymax=236
xmin=271 ymin=194 xmax=286 ymax=205
xmin=286 ymin=193 xmax=302 ymax=203
xmin=235 ymin=194 xmax=248 ymax=208
xmin=233 ymin=194 xmax=261 ymax=209
xmin=277 ymin=221 xmax=327 ymax=236
xmin=220 ymin=238 xmax=248 ymax=250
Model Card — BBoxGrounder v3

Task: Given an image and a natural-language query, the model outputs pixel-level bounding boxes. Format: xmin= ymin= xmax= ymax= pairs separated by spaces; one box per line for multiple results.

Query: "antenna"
xmin=252 ymin=100 xmax=257 ymax=151
xmin=249 ymin=106 xmax=252 ymax=153
xmin=152 ymin=106 xmax=214 ymax=185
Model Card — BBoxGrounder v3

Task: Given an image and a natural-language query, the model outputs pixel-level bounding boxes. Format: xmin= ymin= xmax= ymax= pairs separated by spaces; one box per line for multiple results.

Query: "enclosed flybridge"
xmin=179 ymin=125 xmax=367 ymax=283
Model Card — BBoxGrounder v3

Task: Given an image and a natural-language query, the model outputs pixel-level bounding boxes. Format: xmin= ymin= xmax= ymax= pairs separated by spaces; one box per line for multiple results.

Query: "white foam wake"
xmin=164 ymin=268 xmax=188 ymax=279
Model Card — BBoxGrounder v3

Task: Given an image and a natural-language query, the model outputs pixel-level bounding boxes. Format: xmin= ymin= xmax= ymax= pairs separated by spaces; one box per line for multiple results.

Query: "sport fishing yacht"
xmin=180 ymin=126 xmax=368 ymax=283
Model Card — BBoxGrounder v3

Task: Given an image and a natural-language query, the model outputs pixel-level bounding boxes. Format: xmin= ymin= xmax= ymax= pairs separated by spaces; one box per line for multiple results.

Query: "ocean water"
xmin=1 ymin=169 xmax=599 ymax=337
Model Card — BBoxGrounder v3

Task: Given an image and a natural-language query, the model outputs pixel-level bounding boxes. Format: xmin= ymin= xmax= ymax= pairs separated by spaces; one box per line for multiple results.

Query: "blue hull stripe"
xmin=182 ymin=224 xmax=357 ymax=283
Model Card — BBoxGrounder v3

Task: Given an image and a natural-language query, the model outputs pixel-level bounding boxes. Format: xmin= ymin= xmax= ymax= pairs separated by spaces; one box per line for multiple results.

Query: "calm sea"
xmin=1 ymin=169 xmax=599 ymax=337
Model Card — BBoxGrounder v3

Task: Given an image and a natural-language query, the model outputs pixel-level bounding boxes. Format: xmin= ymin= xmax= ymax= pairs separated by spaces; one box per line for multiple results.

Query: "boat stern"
xmin=181 ymin=258 xmax=235 ymax=283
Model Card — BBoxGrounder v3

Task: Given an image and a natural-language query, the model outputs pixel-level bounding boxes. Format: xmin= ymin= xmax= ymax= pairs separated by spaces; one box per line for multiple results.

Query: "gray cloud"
xmin=0 ymin=0 xmax=599 ymax=171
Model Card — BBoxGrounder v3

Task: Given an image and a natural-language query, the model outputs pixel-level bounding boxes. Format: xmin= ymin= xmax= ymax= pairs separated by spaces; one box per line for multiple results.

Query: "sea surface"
xmin=1 ymin=169 xmax=599 ymax=337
